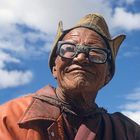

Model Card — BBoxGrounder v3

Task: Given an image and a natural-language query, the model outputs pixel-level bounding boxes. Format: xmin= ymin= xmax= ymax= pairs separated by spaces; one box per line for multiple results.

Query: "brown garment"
xmin=0 ymin=85 xmax=140 ymax=140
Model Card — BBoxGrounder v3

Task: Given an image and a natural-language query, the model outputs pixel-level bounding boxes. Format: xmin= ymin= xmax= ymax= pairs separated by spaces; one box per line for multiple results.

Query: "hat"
xmin=49 ymin=13 xmax=126 ymax=83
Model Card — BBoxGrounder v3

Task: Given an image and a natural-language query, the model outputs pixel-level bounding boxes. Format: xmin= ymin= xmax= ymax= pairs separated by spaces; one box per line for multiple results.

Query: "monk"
xmin=0 ymin=13 xmax=140 ymax=140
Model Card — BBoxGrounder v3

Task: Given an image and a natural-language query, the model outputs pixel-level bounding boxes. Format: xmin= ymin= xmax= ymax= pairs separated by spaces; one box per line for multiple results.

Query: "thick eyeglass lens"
xmin=89 ymin=49 xmax=107 ymax=63
xmin=58 ymin=42 xmax=108 ymax=63
xmin=59 ymin=44 xmax=76 ymax=58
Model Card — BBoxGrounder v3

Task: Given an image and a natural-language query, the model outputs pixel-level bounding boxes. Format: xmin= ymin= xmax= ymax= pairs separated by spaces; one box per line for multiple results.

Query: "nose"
xmin=73 ymin=53 xmax=89 ymax=64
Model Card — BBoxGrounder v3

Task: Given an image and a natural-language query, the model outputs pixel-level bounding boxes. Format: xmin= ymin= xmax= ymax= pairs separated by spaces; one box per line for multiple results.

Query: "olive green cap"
xmin=49 ymin=13 xmax=126 ymax=83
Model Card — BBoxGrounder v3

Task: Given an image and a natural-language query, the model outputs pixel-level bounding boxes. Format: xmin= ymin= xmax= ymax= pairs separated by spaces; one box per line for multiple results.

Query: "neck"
xmin=55 ymin=87 xmax=98 ymax=115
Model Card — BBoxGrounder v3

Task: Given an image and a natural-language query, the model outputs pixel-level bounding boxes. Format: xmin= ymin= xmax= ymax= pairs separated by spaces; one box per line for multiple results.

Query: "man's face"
xmin=52 ymin=27 xmax=109 ymax=94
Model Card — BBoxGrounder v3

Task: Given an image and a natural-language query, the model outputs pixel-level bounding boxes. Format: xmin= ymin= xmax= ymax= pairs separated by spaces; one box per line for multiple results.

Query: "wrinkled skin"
xmin=52 ymin=27 xmax=110 ymax=111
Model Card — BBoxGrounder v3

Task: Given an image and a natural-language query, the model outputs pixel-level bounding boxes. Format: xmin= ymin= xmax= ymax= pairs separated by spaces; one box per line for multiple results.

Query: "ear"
xmin=52 ymin=66 xmax=57 ymax=79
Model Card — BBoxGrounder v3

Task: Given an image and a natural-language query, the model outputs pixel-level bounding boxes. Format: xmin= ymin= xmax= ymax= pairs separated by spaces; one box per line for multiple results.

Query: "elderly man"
xmin=0 ymin=13 xmax=140 ymax=140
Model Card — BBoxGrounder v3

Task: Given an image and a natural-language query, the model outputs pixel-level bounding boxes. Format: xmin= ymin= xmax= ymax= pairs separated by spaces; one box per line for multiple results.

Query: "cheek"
xmin=54 ymin=57 xmax=71 ymax=78
xmin=56 ymin=57 xmax=71 ymax=67
xmin=97 ymin=66 xmax=108 ymax=81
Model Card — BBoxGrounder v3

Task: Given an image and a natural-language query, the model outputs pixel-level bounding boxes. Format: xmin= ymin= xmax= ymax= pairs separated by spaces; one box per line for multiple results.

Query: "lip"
xmin=66 ymin=66 xmax=95 ymax=75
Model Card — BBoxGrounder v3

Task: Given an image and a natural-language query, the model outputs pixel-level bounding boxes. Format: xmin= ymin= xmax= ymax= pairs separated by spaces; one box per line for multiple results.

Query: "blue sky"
xmin=0 ymin=0 xmax=140 ymax=124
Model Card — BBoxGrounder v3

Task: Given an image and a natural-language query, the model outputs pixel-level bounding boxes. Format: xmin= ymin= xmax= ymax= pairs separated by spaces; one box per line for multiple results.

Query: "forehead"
xmin=62 ymin=27 xmax=106 ymax=46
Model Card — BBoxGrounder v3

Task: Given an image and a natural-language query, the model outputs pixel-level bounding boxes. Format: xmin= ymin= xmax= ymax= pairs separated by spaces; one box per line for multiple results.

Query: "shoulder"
xmin=0 ymin=94 xmax=33 ymax=122
xmin=0 ymin=94 xmax=33 ymax=140
xmin=111 ymin=112 xmax=139 ymax=126
xmin=110 ymin=112 xmax=140 ymax=139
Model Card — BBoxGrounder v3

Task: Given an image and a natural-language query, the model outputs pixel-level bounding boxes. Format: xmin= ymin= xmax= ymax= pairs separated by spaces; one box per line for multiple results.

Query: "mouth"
xmin=66 ymin=66 xmax=95 ymax=75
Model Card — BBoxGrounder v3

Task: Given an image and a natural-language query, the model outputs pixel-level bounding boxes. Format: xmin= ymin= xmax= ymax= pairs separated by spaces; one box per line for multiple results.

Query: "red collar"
xmin=18 ymin=85 xmax=61 ymax=127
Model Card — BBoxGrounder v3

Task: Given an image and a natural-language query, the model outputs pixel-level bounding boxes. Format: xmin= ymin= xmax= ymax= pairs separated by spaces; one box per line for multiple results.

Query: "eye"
xmin=89 ymin=49 xmax=107 ymax=63
xmin=60 ymin=44 xmax=76 ymax=58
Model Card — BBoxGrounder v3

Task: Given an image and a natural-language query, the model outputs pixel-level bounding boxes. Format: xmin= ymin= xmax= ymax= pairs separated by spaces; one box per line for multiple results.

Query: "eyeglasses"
xmin=56 ymin=41 xmax=111 ymax=64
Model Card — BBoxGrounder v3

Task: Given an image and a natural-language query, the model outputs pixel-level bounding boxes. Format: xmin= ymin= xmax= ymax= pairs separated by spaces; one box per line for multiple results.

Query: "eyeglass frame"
xmin=56 ymin=41 xmax=111 ymax=64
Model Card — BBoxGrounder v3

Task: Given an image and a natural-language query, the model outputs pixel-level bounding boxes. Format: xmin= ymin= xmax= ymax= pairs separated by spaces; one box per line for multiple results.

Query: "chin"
xmin=61 ymin=77 xmax=92 ymax=92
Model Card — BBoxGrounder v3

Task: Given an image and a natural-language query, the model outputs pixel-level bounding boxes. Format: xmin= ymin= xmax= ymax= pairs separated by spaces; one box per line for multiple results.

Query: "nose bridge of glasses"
xmin=74 ymin=45 xmax=89 ymax=62
xmin=76 ymin=45 xmax=89 ymax=54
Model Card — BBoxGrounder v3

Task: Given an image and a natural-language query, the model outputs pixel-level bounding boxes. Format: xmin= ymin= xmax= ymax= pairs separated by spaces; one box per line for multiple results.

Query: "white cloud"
xmin=123 ymin=51 xmax=139 ymax=58
xmin=0 ymin=62 xmax=5 ymax=69
xmin=0 ymin=0 xmax=140 ymax=33
xmin=120 ymin=87 xmax=140 ymax=124
xmin=125 ymin=0 xmax=135 ymax=4
xmin=0 ymin=69 xmax=33 ymax=89
xmin=0 ymin=23 xmax=36 ymax=89
xmin=0 ymin=57 xmax=33 ymax=89
xmin=121 ymin=46 xmax=140 ymax=58
xmin=122 ymin=101 xmax=140 ymax=111
xmin=24 ymin=32 xmax=47 ymax=44
xmin=0 ymin=50 xmax=20 ymax=71
xmin=0 ymin=0 xmax=139 ymax=33
xmin=123 ymin=52 xmax=135 ymax=57
xmin=0 ymin=23 xmax=51 ymax=56
xmin=122 ymin=111 xmax=140 ymax=125
xmin=0 ymin=24 xmax=26 ymax=53
xmin=112 ymin=7 xmax=140 ymax=31
xmin=116 ymin=0 xmax=136 ymax=5
xmin=126 ymin=87 xmax=140 ymax=100
xmin=0 ymin=50 xmax=20 ymax=64
xmin=0 ymin=0 xmax=113 ymax=33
